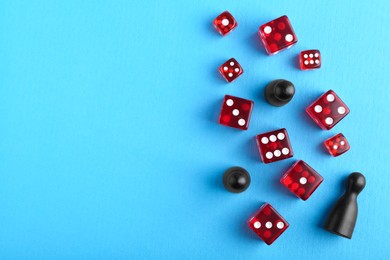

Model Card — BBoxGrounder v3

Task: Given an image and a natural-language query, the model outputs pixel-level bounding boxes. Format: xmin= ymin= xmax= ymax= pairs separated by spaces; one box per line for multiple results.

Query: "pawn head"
xmin=347 ymin=172 xmax=366 ymax=194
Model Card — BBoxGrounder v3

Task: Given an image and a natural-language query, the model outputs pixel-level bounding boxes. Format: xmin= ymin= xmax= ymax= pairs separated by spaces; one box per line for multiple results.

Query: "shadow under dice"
xmin=256 ymin=128 xmax=293 ymax=163
xmin=247 ymin=203 xmax=289 ymax=245
xmin=280 ymin=160 xmax=323 ymax=201
xmin=213 ymin=11 xmax=238 ymax=36
xmin=258 ymin=15 xmax=298 ymax=55
xmin=219 ymin=58 xmax=243 ymax=83
xmin=324 ymin=133 xmax=350 ymax=157
xmin=219 ymin=95 xmax=254 ymax=130
xmin=306 ymin=90 xmax=350 ymax=130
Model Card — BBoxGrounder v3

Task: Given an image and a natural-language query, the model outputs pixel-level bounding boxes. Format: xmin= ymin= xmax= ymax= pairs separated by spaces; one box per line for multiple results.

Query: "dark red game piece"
xmin=280 ymin=160 xmax=323 ymax=200
xmin=306 ymin=90 xmax=350 ymax=130
xmin=248 ymin=203 xmax=289 ymax=245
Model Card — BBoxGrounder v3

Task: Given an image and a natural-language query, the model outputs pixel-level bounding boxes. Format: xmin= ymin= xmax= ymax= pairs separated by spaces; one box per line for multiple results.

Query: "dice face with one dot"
xmin=324 ymin=133 xmax=350 ymax=157
xmin=219 ymin=58 xmax=243 ymax=83
xmin=219 ymin=95 xmax=254 ymax=130
xmin=213 ymin=11 xmax=237 ymax=36
xmin=256 ymin=128 xmax=293 ymax=164
xmin=306 ymin=90 xmax=350 ymax=130
xmin=300 ymin=50 xmax=321 ymax=70
xmin=280 ymin=160 xmax=323 ymax=201
xmin=258 ymin=15 xmax=298 ymax=55
xmin=247 ymin=203 xmax=289 ymax=245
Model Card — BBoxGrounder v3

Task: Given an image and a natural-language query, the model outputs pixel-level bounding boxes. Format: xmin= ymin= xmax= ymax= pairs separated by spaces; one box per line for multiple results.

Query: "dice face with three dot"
xmin=256 ymin=128 xmax=293 ymax=163
xmin=306 ymin=90 xmax=350 ymax=130
xmin=219 ymin=95 xmax=254 ymax=130
xmin=280 ymin=160 xmax=323 ymax=201
xmin=300 ymin=50 xmax=321 ymax=70
xmin=258 ymin=15 xmax=298 ymax=55
xmin=219 ymin=58 xmax=243 ymax=83
xmin=213 ymin=11 xmax=237 ymax=36
xmin=247 ymin=203 xmax=289 ymax=245
xmin=324 ymin=133 xmax=350 ymax=157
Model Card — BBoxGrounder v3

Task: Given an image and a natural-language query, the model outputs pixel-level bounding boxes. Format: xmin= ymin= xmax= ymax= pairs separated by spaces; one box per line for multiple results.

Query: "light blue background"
xmin=0 ymin=0 xmax=389 ymax=259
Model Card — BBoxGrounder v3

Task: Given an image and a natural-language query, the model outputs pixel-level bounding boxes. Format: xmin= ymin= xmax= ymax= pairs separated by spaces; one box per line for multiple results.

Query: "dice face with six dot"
xmin=219 ymin=58 xmax=243 ymax=83
xmin=306 ymin=90 xmax=350 ymax=130
xmin=258 ymin=15 xmax=298 ymax=55
xmin=324 ymin=133 xmax=350 ymax=157
xmin=300 ymin=50 xmax=321 ymax=70
xmin=280 ymin=160 xmax=323 ymax=201
xmin=219 ymin=95 xmax=254 ymax=130
xmin=256 ymin=128 xmax=293 ymax=164
xmin=247 ymin=203 xmax=289 ymax=245
xmin=213 ymin=11 xmax=238 ymax=36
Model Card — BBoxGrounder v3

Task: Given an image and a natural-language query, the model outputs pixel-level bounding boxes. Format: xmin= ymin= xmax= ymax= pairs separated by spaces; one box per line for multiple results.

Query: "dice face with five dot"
xmin=219 ymin=95 xmax=254 ymax=130
xmin=280 ymin=160 xmax=323 ymax=201
xmin=256 ymin=128 xmax=293 ymax=164
xmin=258 ymin=15 xmax=298 ymax=55
xmin=219 ymin=58 xmax=243 ymax=83
xmin=213 ymin=11 xmax=237 ymax=36
xmin=247 ymin=203 xmax=289 ymax=245
xmin=324 ymin=133 xmax=350 ymax=157
xmin=306 ymin=90 xmax=350 ymax=130
xmin=300 ymin=50 xmax=321 ymax=70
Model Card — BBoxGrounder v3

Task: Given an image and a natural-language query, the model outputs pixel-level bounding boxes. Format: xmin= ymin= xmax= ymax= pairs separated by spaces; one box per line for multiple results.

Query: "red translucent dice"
xmin=213 ymin=11 xmax=237 ymax=36
xmin=306 ymin=90 xmax=350 ymax=130
xmin=300 ymin=50 xmax=321 ymax=70
xmin=324 ymin=133 xmax=350 ymax=157
xmin=258 ymin=15 xmax=298 ymax=55
xmin=219 ymin=58 xmax=243 ymax=83
xmin=219 ymin=95 xmax=254 ymax=130
xmin=256 ymin=128 xmax=293 ymax=164
xmin=280 ymin=160 xmax=323 ymax=201
xmin=247 ymin=203 xmax=289 ymax=245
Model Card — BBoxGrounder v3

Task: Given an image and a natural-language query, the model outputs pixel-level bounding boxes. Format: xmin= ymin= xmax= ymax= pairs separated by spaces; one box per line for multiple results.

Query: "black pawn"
xmin=264 ymin=79 xmax=295 ymax=107
xmin=223 ymin=167 xmax=251 ymax=193
xmin=324 ymin=172 xmax=366 ymax=239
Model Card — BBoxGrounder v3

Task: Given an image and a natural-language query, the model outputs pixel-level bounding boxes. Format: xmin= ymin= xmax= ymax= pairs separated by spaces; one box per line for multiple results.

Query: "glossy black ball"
xmin=264 ymin=79 xmax=295 ymax=107
xmin=223 ymin=167 xmax=251 ymax=193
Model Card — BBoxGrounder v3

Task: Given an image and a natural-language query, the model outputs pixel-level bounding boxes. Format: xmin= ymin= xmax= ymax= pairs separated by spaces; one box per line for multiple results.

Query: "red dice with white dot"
xmin=306 ymin=90 xmax=350 ymax=130
xmin=247 ymin=203 xmax=289 ymax=245
xmin=258 ymin=15 xmax=298 ymax=55
xmin=256 ymin=128 xmax=293 ymax=164
xmin=219 ymin=58 xmax=243 ymax=83
xmin=280 ymin=160 xmax=323 ymax=201
xmin=300 ymin=50 xmax=321 ymax=70
xmin=213 ymin=11 xmax=237 ymax=36
xmin=219 ymin=95 xmax=254 ymax=130
xmin=324 ymin=133 xmax=350 ymax=157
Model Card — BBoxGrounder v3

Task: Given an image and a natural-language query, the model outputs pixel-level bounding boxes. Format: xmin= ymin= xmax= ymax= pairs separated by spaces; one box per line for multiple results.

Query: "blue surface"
xmin=0 ymin=0 xmax=389 ymax=259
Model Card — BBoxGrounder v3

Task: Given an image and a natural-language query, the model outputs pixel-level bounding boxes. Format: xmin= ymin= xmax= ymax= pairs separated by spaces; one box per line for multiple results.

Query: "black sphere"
xmin=347 ymin=172 xmax=366 ymax=194
xmin=264 ymin=79 xmax=295 ymax=107
xmin=223 ymin=167 xmax=251 ymax=193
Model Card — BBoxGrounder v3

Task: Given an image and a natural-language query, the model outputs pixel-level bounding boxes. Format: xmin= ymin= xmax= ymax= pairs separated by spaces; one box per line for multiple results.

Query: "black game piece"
xmin=324 ymin=172 xmax=366 ymax=239
xmin=223 ymin=167 xmax=251 ymax=193
xmin=264 ymin=79 xmax=295 ymax=107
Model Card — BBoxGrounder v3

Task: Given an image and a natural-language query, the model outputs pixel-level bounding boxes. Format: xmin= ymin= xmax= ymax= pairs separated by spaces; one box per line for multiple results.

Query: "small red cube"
xmin=324 ymin=133 xmax=350 ymax=157
xmin=213 ymin=11 xmax=238 ymax=36
xmin=256 ymin=128 xmax=293 ymax=164
xmin=306 ymin=90 xmax=350 ymax=130
xmin=300 ymin=50 xmax=321 ymax=70
xmin=247 ymin=203 xmax=289 ymax=245
xmin=219 ymin=95 xmax=254 ymax=130
xmin=280 ymin=160 xmax=323 ymax=201
xmin=258 ymin=15 xmax=298 ymax=55
xmin=219 ymin=58 xmax=243 ymax=83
